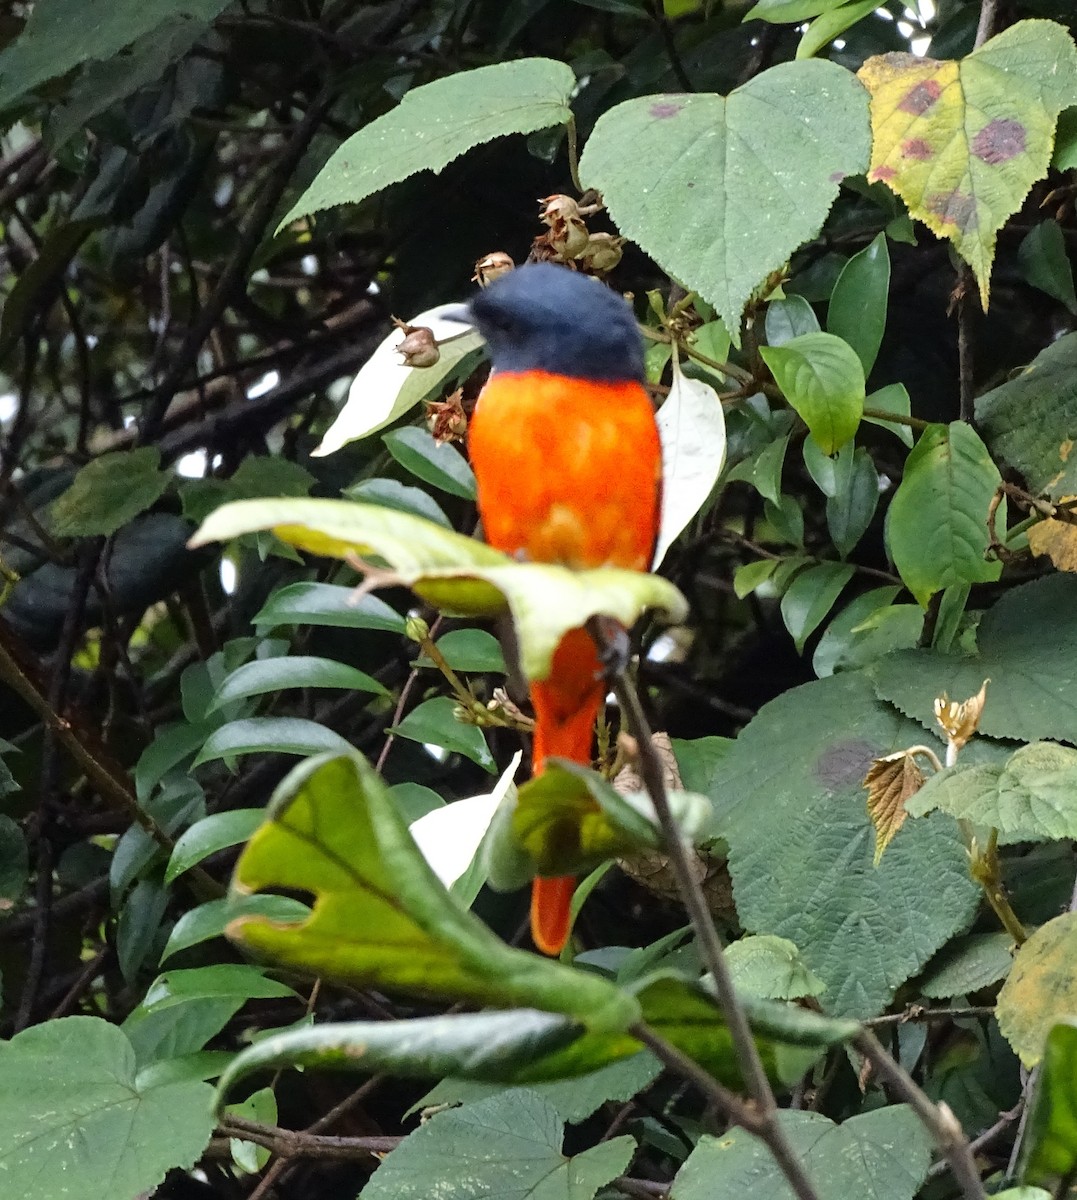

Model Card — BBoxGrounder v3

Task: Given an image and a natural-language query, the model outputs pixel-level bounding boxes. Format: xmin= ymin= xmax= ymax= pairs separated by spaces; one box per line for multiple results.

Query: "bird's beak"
xmin=438 ymin=303 xmax=473 ymax=326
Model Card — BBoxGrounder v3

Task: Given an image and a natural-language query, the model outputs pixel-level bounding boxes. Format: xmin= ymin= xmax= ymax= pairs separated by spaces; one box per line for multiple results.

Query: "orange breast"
xmin=468 ymin=370 xmax=662 ymax=570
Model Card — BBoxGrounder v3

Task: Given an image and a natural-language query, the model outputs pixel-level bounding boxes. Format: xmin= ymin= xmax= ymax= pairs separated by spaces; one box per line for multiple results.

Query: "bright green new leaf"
xmin=797 ymin=0 xmax=878 ymax=61
xmin=0 ymin=0 xmax=230 ymax=114
xmin=1020 ymin=1020 xmax=1077 ymax=1185
xmin=734 ymin=558 xmax=778 ymax=599
xmin=165 ymin=809 xmax=266 ymax=884
xmin=316 ymin=309 xmax=484 ymax=453
xmin=886 ymin=421 xmax=1002 ymax=606
xmin=827 ymin=232 xmax=890 ymax=375
xmin=709 ymin=671 xmax=978 ymax=1017
xmin=191 ymin=717 xmax=353 ymax=767
xmin=253 ymin=582 xmax=405 ymax=634
xmin=361 ymin=1091 xmax=634 ymax=1200
xmin=998 ymin=913 xmax=1077 ymax=1065
xmin=906 ymin=742 xmax=1077 ymax=844
xmin=210 ymin=655 xmax=388 ymax=712
xmin=671 ymin=1106 xmax=933 ymax=1200
xmin=779 ymin=561 xmax=855 ymax=652
xmin=191 ymin=499 xmax=688 ymax=682
xmin=383 ymin=426 xmax=477 ymax=500
xmin=870 ymin=574 xmax=1077 ymax=745
xmin=744 ymin=0 xmax=847 ymax=23
xmin=859 ymin=21 xmax=1077 ymax=306
xmin=279 ymin=59 xmax=576 ymax=227
xmin=724 ymin=935 xmax=826 ymax=1000
xmin=760 ymin=332 xmax=865 ymax=454
xmin=580 ymin=61 xmax=870 ymax=335
xmin=390 ymin=696 xmax=495 ymax=773
xmin=227 ymin=751 xmax=637 ymax=1028
xmin=49 ymin=447 xmax=171 ymax=537
xmin=0 ymin=1017 xmax=215 ymax=1200
xmin=976 ymin=330 xmax=1077 ymax=501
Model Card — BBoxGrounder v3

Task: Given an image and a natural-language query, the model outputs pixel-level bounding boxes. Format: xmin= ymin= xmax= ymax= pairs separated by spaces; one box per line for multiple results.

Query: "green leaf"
xmin=227 ymin=1086 xmax=277 ymax=1174
xmin=347 ymin=478 xmax=452 ymax=529
xmin=191 ymin=499 xmax=688 ymax=683
xmin=360 ymin=1091 xmax=634 ymax=1200
xmin=180 ymin=453 xmax=315 ymax=525
xmin=1055 ymin=106 xmax=1077 ymax=170
xmin=886 ymin=421 xmax=1002 ymax=607
xmin=859 ymin=21 xmax=1077 ymax=306
xmin=1020 ymin=1020 xmax=1077 ymax=1185
xmin=279 ymin=59 xmax=575 ymax=227
xmin=812 ymin=586 xmax=907 ymax=678
xmin=210 ymin=655 xmax=387 ymax=712
xmin=764 ymin=494 xmax=805 ymax=547
xmin=0 ymin=1017 xmax=215 ymax=1200
xmin=744 ymin=0 xmax=848 ymax=23
xmin=765 ymin=295 xmax=820 ymax=346
xmin=779 ymin=562 xmax=855 ymax=653
xmin=0 ymin=0 xmax=230 ymax=114
xmin=760 ymin=333 xmax=865 ymax=454
xmin=165 ymin=809 xmax=266 ymax=884
xmin=49 ymin=447 xmax=171 ymax=537
xmin=0 ymin=814 xmax=28 ymax=910
xmin=976 ymin=330 xmax=1077 ymax=501
xmin=253 ymin=581 xmax=405 ymax=634
xmin=162 ymin=895 xmax=311 ymax=962
xmin=579 ymin=61 xmax=871 ymax=334
xmin=415 ymin=629 xmax=506 ymax=674
xmin=192 ymin=717 xmax=353 ymax=767
xmin=734 ymin=558 xmax=778 ymax=599
xmin=671 ymin=1106 xmax=933 ymax=1200
xmin=907 ymin=742 xmax=1077 ymax=843
xmin=227 ymin=751 xmax=638 ymax=1027
xmin=709 ymin=671 xmax=979 ymax=1017
xmin=827 ymin=447 xmax=879 ymax=558
xmin=870 ymin=574 xmax=1077 ymax=744
xmin=863 ymin=382 xmax=914 ymax=447
xmin=389 ymin=782 xmax=446 ymax=823
xmin=827 ymin=232 xmax=890 ymax=375
xmin=917 ymin=932 xmax=1015 ymax=999
xmin=653 ymin=356 xmax=726 ymax=565
xmin=802 ymin=437 xmax=848 ymax=498
xmin=797 ymin=0 xmax=878 ymax=61
xmin=748 ymin=433 xmax=791 ymax=506
xmin=118 ymin=878 xmax=169 ymax=982
xmin=508 ymin=759 xmax=709 ymax=875
xmin=1018 ymin=220 xmax=1077 ymax=314
xmin=390 ymin=696 xmax=495 ymax=773
xmin=725 ymin=935 xmax=826 ymax=1000
xmin=383 ymin=425 xmax=477 ymax=499
xmin=408 ymin=1053 xmax=661 ymax=1125
xmin=998 ymin=913 xmax=1077 ymax=1065
xmin=142 ymin=965 xmax=297 ymax=1009
xmin=319 ymin=310 xmax=485 ymax=452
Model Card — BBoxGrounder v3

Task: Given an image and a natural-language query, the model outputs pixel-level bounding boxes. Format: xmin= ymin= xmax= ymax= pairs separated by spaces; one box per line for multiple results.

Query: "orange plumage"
xmin=469 ymin=368 xmax=662 ymax=953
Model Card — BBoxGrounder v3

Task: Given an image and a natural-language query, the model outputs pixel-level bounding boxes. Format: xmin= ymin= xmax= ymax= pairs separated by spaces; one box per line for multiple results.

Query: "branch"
xmin=591 ymin=622 xmax=820 ymax=1200
xmin=218 ymin=1115 xmax=400 ymax=1160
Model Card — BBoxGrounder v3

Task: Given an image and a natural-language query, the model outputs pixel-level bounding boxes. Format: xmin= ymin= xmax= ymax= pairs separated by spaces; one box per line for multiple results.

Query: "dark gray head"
xmin=457 ymin=263 xmax=644 ymax=383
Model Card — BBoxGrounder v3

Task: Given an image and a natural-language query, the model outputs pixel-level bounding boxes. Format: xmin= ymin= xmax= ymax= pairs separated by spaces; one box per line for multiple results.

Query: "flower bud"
xmin=472 ymin=252 xmax=514 ymax=287
xmin=404 ymin=614 xmax=430 ymax=644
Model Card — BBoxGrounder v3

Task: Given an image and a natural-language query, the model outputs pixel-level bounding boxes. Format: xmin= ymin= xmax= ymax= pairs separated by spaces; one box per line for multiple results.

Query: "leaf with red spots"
xmin=858 ymin=19 xmax=1077 ymax=307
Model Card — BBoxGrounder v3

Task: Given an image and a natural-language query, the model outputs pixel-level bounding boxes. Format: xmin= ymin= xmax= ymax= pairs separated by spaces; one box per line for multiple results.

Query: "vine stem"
xmin=590 ymin=621 xmax=821 ymax=1200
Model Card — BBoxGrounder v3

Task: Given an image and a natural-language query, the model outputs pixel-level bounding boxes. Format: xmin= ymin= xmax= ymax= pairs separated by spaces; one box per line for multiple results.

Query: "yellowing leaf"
xmin=864 ymin=751 xmax=925 ymax=865
xmin=998 ymin=912 xmax=1077 ymax=1066
xmin=858 ymin=21 xmax=1077 ymax=307
xmin=1028 ymin=500 xmax=1077 ymax=572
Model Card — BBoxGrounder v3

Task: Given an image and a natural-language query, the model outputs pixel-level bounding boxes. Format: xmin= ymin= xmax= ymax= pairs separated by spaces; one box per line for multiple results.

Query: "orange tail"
xmin=529 ymin=627 xmax=604 ymax=955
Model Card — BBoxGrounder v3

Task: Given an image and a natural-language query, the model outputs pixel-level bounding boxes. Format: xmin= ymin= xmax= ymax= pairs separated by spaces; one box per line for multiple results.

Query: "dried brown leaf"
xmin=864 ymin=750 xmax=926 ymax=865
xmin=934 ymin=679 xmax=990 ymax=751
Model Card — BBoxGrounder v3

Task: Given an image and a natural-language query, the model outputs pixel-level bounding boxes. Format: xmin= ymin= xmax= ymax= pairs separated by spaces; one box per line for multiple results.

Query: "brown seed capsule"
xmin=395 ymin=323 xmax=440 ymax=368
xmin=472 ymin=251 xmax=515 ymax=287
xmin=425 ymin=388 xmax=468 ymax=445
xmin=577 ymin=232 xmax=625 ymax=274
xmin=538 ymin=194 xmax=583 ymax=226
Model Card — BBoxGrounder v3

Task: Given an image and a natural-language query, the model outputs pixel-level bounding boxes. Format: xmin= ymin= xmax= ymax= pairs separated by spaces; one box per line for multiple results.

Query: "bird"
xmin=453 ymin=262 xmax=662 ymax=955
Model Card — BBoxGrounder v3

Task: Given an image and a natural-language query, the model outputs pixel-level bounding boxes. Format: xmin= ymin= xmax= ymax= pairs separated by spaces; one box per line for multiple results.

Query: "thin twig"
xmin=594 ymin=623 xmax=820 ymax=1200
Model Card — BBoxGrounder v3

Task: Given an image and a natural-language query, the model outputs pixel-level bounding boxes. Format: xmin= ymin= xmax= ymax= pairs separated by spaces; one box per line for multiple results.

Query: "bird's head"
xmin=444 ymin=262 xmax=645 ymax=383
